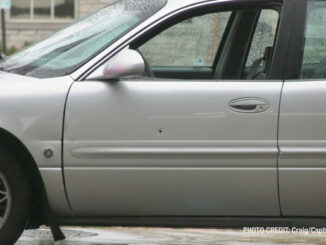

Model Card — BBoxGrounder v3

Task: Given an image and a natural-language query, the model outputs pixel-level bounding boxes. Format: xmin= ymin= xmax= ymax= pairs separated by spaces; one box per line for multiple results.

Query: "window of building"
xmin=10 ymin=0 xmax=75 ymax=20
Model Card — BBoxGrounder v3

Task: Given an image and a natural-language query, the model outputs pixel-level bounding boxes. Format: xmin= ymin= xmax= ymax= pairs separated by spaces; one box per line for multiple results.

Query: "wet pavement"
xmin=15 ymin=227 xmax=326 ymax=245
xmin=16 ymin=227 xmax=326 ymax=245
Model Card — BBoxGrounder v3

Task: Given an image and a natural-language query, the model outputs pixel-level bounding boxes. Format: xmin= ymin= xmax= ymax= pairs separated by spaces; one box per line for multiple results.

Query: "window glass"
xmin=55 ymin=0 xmax=74 ymax=20
xmin=139 ymin=12 xmax=231 ymax=67
xmin=2 ymin=0 xmax=167 ymax=78
xmin=246 ymin=9 xmax=279 ymax=67
xmin=11 ymin=0 xmax=75 ymax=20
xmin=301 ymin=1 xmax=326 ymax=79
xmin=11 ymin=0 xmax=30 ymax=19
xmin=34 ymin=0 xmax=51 ymax=20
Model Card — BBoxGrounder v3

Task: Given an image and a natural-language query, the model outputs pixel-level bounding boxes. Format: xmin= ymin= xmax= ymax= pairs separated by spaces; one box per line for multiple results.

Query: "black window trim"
xmin=269 ymin=0 xmax=307 ymax=80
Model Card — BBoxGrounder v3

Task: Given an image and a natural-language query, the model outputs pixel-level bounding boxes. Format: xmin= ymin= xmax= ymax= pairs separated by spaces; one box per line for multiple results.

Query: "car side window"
xmin=136 ymin=7 xmax=280 ymax=80
xmin=139 ymin=11 xmax=231 ymax=67
xmin=245 ymin=9 xmax=279 ymax=67
xmin=301 ymin=1 xmax=326 ymax=79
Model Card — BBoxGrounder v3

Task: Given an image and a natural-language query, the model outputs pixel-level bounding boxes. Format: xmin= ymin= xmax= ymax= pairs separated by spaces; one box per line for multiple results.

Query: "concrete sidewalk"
xmin=16 ymin=227 xmax=326 ymax=245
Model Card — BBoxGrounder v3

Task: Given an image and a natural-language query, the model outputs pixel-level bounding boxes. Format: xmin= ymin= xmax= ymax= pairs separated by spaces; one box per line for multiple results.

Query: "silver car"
xmin=0 ymin=0 xmax=325 ymax=243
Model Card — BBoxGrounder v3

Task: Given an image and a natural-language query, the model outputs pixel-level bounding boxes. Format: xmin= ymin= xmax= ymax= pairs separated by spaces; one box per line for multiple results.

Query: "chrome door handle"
xmin=229 ymin=98 xmax=269 ymax=113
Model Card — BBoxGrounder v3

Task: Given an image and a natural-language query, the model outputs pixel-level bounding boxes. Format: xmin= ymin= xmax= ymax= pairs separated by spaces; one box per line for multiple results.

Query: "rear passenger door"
xmin=279 ymin=0 xmax=326 ymax=216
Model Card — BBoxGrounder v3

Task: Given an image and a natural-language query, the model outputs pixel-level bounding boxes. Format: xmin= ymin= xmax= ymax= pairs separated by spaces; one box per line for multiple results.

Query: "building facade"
xmin=3 ymin=0 xmax=115 ymax=49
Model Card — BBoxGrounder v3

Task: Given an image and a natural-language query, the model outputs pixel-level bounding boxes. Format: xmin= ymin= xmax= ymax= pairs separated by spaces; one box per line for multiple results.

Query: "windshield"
xmin=1 ymin=0 xmax=166 ymax=78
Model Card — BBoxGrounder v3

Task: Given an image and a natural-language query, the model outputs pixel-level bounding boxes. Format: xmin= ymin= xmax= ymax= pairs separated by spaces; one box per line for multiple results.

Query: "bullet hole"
xmin=158 ymin=129 xmax=163 ymax=134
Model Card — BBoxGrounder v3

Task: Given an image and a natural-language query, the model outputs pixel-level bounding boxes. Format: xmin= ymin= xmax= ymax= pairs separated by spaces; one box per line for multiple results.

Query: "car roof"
xmin=167 ymin=0 xmax=281 ymax=5
xmin=164 ymin=0 xmax=282 ymax=13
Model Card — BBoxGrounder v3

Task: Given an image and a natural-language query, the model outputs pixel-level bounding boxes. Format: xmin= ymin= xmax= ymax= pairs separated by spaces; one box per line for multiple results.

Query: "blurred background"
xmin=1 ymin=0 xmax=116 ymax=54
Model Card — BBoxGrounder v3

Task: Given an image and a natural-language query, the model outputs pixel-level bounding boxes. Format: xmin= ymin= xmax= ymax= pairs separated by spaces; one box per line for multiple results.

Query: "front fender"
xmin=0 ymin=72 xmax=73 ymax=215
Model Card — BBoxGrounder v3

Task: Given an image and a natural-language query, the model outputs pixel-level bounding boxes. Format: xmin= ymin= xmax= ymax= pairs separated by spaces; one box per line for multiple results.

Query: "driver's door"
xmin=63 ymin=4 xmax=282 ymax=217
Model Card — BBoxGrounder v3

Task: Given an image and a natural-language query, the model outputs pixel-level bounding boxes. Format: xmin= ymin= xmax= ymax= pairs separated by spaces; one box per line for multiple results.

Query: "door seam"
xmin=61 ymin=81 xmax=75 ymax=215
xmin=276 ymin=81 xmax=285 ymax=216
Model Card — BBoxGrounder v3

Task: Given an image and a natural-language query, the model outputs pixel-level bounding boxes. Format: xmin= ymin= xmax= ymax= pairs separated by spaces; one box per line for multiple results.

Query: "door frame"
xmin=71 ymin=0 xmax=289 ymax=82
xmin=269 ymin=0 xmax=307 ymax=80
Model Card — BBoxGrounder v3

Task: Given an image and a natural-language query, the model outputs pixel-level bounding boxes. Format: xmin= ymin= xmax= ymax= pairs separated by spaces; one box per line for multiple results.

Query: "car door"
xmin=279 ymin=0 xmax=326 ymax=216
xmin=63 ymin=1 xmax=283 ymax=216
